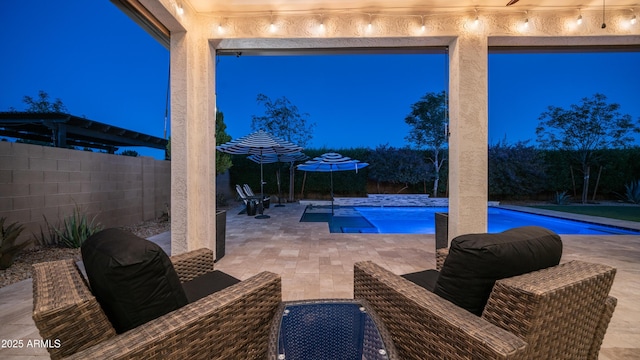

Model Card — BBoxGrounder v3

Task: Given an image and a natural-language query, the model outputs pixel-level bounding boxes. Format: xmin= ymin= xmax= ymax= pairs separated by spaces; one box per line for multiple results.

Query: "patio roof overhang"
xmin=110 ymin=0 xmax=170 ymax=48
xmin=113 ymin=0 xmax=640 ymax=53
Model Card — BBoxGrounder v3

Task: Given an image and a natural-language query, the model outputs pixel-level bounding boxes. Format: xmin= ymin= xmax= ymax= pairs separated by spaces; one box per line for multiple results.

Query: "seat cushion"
xmin=433 ymin=226 xmax=562 ymax=316
xmin=182 ymin=270 xmax=241 ymax=303
xmin=401 ymin=269 xmax=439 ymax=292
xmin=81 ymin=228 xmax=188 ymax=333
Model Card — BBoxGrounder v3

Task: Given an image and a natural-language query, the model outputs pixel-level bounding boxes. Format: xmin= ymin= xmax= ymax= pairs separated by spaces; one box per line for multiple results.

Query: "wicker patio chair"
xmin=354 ymin=258 xmax=617 ymax=359
xmin=32 ymin=248 xmax=281 ymax=360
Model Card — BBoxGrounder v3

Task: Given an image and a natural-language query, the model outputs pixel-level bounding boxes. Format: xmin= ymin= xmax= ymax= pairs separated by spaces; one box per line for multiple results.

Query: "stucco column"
xmin=170 ymin=28 xmax=217 ymax=255
xmin=447 ymin=35 xmax=488 ymax=240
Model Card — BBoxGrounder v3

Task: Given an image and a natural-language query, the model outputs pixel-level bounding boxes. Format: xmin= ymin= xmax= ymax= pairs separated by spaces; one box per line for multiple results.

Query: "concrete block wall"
xmin=0 ymin=141 xmax=170 ymax=244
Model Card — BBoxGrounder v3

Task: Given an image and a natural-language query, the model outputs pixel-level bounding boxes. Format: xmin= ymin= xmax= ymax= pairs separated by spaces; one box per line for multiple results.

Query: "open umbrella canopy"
xmin=217 ymin=130 xmax=303 ymax=218
xmin=297 ymin=152 xmax=369 ymax=213
xmin=247 ymin=152 xmax=308 ymax=164
xmin=297 ymin=152 xmax=368 ymax=173
xmin=216 ymin=130 xmax=302 ymax=156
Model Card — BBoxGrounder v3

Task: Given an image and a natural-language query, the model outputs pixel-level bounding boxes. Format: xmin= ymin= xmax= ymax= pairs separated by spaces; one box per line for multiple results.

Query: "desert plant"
xmin=553 ymin=191 xmax=572 ymax=205
xmin=55 ymin=208 xmax=103 ymax=248
xmin=623 ymin=180 xmax=640 ymax=204
xmin=0 ymin=218 xmax=30 ymax=270
xmin=33 ymin=215 xmax=61 ymax=247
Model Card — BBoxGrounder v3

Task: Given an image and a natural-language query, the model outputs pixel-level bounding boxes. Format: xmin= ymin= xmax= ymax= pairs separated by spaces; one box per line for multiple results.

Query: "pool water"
xmin=303 ymin=206 xmax=640 ymax=235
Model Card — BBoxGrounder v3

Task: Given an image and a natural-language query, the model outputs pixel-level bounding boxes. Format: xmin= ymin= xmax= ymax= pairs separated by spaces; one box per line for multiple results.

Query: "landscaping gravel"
xmin=0 ymin=219 xmax=171 ymax=289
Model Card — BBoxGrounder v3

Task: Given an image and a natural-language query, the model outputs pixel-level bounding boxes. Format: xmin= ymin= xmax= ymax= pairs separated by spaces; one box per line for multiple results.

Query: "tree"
xmin=215 ymin=111 xmax=233 ymax=175
xmin=119 ymin=150 xmax=139 ymax=157
xmin=6 ymin=90 xmax=69 ymax=147
xmin=251 ymin=93 xmax=316 ymax=201
xmin=404 ymin=90 xmax=448 ymax=197
xmin=251 ymin=93 xmax=315 ymax=147
xmin=536 ymin=93 xmax=640 ymax=203
xmin=20 ymin=90 xmax=68 ymax=113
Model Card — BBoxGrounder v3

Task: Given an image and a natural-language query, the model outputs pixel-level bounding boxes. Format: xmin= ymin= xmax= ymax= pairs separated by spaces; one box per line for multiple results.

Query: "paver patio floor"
xmin=1 ymin=202 xmax=638 ymax=359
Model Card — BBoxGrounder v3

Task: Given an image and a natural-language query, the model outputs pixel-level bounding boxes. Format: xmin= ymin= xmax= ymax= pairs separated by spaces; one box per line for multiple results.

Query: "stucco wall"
xmin=0 ymin=141 xmax=170 ymax=244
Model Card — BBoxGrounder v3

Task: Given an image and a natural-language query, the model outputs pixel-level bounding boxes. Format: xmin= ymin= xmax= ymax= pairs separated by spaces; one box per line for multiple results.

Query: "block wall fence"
xmin=0 ymin=141 xmax=170 ymax=244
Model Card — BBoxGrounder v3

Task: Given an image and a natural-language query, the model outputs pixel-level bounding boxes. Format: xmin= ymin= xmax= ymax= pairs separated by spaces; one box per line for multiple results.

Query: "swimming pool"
xmin=309 ymin=206 xmax=640 ymax=235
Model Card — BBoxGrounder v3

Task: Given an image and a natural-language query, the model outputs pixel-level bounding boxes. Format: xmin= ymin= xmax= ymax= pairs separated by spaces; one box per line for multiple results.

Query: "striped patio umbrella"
xmin=217 ymin=130 xmax=302 ymax=218
xmin=246 ymin=152 xmax=308 ymax=164
xmin=297 ymin=152 xmax=369 ymax=213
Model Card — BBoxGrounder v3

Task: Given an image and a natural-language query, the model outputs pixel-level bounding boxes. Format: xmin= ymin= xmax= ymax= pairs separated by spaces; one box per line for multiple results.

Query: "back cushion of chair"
xmin=433 ymin=226 xmax=562 ymax=316
xmin=81 ymin=228 xmax=188 ymax=333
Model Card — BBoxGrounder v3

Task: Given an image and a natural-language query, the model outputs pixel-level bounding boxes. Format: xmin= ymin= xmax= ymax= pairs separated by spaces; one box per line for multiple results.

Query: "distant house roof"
xmin=0 ymin=112 xmax=168 ymax=153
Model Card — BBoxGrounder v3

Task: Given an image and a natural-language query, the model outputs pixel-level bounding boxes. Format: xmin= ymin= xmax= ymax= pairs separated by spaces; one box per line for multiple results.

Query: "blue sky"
xmin=2 ymin=1 xmax=639 ymax=159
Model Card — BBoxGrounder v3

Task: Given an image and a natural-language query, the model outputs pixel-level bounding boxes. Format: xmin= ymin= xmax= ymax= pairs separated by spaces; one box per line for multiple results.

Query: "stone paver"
xmin=1 ymin=201 xmax=638 ymax=359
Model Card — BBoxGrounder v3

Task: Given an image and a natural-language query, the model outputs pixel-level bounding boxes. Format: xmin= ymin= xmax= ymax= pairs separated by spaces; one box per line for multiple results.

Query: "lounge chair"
xmin=32 ymin=229 xmax=281 ymax=359
xmin=236 ymin=184 xmax=259 ymax=215
xmin=243 ymin=184 xmax=270 ymax=208
xmin=354 ymin=226 xmax=617 ymax=359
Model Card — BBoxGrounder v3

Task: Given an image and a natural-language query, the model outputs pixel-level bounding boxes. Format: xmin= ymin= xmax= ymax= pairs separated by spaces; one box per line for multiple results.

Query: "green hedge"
xmin=227 ymin=146 xmax=640 ymax=201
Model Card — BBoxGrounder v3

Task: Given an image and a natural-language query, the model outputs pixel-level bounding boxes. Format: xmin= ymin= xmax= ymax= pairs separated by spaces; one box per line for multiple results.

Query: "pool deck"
xmin=1 ymin=202 xmax=638 ymax=359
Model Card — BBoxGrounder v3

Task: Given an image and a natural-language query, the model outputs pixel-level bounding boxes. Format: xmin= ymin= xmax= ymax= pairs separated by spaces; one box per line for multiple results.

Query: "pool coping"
xmin=494 ymin=204 xmax=640 ymax=233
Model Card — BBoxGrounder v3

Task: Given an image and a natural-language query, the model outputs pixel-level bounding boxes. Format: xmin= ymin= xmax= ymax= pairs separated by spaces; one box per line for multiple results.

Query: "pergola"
xmin=111 ymin=0 xmax=640 ymax=257
xmin=0 ymin=112 xmax=168 ymax=155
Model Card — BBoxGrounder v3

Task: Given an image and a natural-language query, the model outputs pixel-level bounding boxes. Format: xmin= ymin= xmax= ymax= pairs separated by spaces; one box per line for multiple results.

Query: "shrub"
xmin=0 ymin=218 xmax=30 ymax=270
xmin=553 ymin=191 xmax=572 ymax=205
xmin=33 ymin=215 xmax=60 ymax=247
xmin=623 ymin=180 xmax=640 ymax=204
xmin=55 ymin=208 xmax=103 ymax=248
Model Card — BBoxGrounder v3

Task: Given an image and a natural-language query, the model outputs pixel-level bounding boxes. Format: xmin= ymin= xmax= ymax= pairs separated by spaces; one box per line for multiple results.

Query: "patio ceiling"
xmin=188 ymin=0 xmax=638 ymax=13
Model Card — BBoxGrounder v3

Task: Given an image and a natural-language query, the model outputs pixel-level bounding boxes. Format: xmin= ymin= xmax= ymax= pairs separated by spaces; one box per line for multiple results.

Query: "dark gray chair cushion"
xmin=433 ymin=226 xmax=562 ymax=316
xmin=401 ymin=269 xmax=439 ymax=292
xmin=182 ymin=270 xmax=241 ymax=303
xmin=81 ymin=228 xmax=188 ymax=333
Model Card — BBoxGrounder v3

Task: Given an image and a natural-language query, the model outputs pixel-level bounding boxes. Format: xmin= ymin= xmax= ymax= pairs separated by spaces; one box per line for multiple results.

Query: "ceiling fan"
xmin=506 ymin=0 xmax=520 ymax=5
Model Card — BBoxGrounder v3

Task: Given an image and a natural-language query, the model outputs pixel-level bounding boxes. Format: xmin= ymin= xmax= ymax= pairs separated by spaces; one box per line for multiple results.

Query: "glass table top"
xmin=271 ymin=299 xmax=394 ymax=360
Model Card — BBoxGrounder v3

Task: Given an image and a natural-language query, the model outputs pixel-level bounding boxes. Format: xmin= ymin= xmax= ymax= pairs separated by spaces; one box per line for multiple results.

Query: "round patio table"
xmin=267 ymin=299 xmax=398 ymax=360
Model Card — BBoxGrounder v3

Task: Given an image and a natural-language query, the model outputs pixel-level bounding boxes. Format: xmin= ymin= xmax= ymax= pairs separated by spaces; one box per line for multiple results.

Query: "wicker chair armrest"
xmin=65 ymin=271 xmax=281 ymax=360
xmin=354 ymin=261 xmax=527 ymax=360
xmin=170 ymin=248 xmax=215 ymax=282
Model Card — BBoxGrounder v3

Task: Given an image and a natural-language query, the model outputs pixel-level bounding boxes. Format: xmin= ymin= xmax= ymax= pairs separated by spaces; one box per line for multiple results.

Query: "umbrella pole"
xmin=330 ymin=170 xmax=334 ymax=215
xmin=256 ymin=157 xmax=270 ymax=219
xmin=275 ymin=167 xmax=284 ymax=207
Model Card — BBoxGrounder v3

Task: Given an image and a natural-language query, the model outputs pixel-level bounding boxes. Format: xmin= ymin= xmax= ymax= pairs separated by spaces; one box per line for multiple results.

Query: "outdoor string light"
xmin=209 ymin=8 xmax=638 ymax=37
xmin=269 ymin=13 xmax=276 ymax=32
